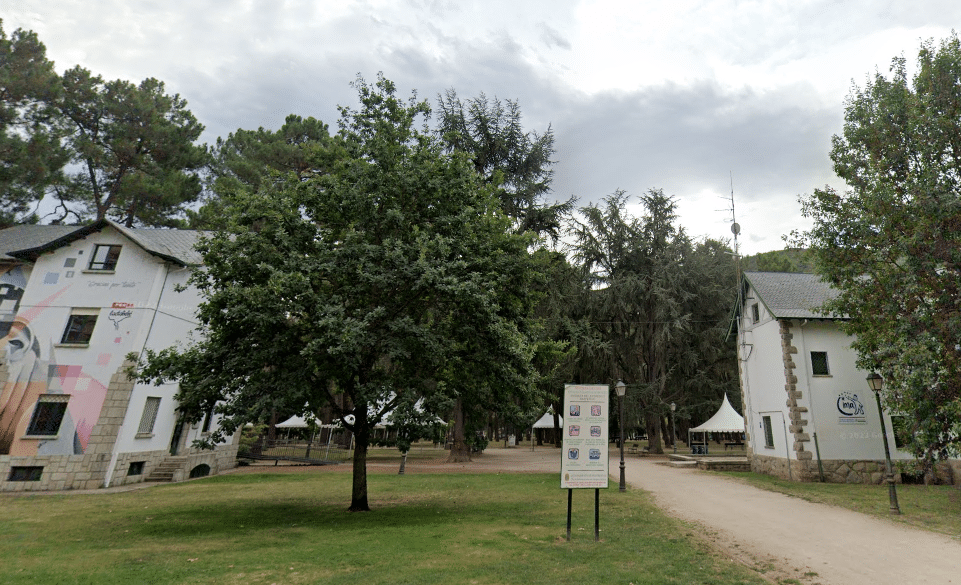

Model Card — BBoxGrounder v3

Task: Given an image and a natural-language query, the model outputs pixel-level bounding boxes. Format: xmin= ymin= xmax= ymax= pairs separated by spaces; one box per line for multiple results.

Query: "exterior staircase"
xmin=668 ymin=453 xmax=750 ymax=472
xmin=145 ymin=456 xmax=188 ymax=482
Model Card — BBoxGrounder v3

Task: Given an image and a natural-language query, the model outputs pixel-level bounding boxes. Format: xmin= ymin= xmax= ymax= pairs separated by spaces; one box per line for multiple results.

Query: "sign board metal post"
xmin=560 ymin=384 xmax=610 ymax=541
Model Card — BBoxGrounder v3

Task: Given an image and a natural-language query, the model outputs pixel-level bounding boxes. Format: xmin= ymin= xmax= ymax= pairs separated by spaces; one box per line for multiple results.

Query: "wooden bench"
xmin=724 ymin=442 xmax=744 ymax=450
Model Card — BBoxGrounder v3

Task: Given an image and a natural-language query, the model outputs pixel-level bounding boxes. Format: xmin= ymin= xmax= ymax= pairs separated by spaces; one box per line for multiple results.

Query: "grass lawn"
xmin=1 ymin=471 xmax=767 ymax=585
xmin=719 ymin=471 xmax=961 ymax=538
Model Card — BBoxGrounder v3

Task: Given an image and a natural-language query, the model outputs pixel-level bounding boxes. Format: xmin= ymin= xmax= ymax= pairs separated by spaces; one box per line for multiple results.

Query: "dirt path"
xmin=618 ymin=454 xmax=960 ymax=585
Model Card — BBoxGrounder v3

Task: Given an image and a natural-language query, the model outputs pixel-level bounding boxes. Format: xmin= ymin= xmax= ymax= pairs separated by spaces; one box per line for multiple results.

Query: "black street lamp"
xmin=867 ymin=372 xmax=901 ymax=515
xmin=616 ymin=380 xmax=627 ymax=492
xmin=670 ymin=402 xmax=677 ymax=454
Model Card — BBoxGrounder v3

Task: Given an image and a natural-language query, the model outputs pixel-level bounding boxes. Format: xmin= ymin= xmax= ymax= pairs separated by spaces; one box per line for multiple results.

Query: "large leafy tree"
xmin=797 ymin=34 xmax=961 ymax=463
xmin=435 ymin=90 xmax=574 ymax=460
xmin=435 ymin=90 xmax=573 ymax=239
xmin=53 ymin=66 xmax=208 ymax=226
xmin=135 ymin=75 xmax=542 ymax=511
xmin=189 ymin=114 xmax=338 ymax=229
xmin=570 ymin=189 xmax=737 ymax=453
xmin=0 ymin=21 xmax=68 ymax=225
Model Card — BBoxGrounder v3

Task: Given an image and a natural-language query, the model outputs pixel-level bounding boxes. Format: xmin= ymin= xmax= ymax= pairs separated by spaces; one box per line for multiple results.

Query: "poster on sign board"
xmin=560 ymin=384 xmax=610 ymax=489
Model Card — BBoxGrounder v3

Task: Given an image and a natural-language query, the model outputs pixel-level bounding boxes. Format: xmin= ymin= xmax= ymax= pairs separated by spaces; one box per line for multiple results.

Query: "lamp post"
xmin=670 ymin=402 xmax=677 ymax=454
xmin=867 ymin=372 xmax=901 ymax=515
xmin=616 ymin=380 xmax=627 ymax=492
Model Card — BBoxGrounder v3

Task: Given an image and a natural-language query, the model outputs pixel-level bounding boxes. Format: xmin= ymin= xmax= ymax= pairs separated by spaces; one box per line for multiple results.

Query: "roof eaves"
xmin=5 ymin=220 xmax=199 ymax=267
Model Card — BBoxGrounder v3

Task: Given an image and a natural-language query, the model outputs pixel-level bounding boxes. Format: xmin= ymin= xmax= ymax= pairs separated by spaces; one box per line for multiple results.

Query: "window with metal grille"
xmin=762 ymin=416 xmax=774 ymax=448
xmin=61 ymin=311 xmax=98 ymax=344
xmin=201 ymin=406 xmax=214 ymax=433
xmin=811 ymin=351 xmax=830 ymax=376
xmin=88 ymin=244 xmax=122 ymax=271
xmin=26 ymin=395 xmax=70 ymax=436
xmin=127 ymin=461 xmax=145 ymax=476
xmin=891 ymin=416 xmax=912 ymax=450
xmin=8 ymin=466 xmax=43 ymax=481
xmin=137 ymin=397 xmax=162 ymax=435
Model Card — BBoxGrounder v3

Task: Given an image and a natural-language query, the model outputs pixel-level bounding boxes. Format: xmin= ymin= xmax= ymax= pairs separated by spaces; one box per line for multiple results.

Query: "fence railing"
xmin=240 ymin=428 xmax=355 ymax=464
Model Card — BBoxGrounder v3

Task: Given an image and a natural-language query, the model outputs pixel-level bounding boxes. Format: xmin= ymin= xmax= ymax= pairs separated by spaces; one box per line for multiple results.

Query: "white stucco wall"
xmin=6 ymin=228 xmax=171 ymax=456
xmin=739 ymin=281 xmax=911 ymax=468
xmin=738 ymin=297 xmax=794 ymax=461
xmin=790 ymin=321 xmax=911 ymax=462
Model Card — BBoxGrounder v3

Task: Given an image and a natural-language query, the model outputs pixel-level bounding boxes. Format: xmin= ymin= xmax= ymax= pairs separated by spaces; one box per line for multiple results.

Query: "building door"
xmin=169 ymin=418 xmax=185 ymax=455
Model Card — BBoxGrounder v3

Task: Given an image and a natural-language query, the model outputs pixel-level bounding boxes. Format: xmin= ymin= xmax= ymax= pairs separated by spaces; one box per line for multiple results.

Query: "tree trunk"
xmin=349 ymin=436 xmax=370 ymax=511
xmin=552 ymin=407 xmax=561 ymax=448
xmin=349 ymin=408 xmax=371 ymax=512
xmin=447 ymin=399 xmax=471 ymax=462
xmin=267 ymin=409 xmax=277 ymax=443
xmin=646 ymin=412 xmax=663 ymax=454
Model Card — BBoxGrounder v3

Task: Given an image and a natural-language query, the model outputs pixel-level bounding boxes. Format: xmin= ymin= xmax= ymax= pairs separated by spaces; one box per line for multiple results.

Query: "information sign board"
xmin=560 ymin=384 xmax=610 ymax=489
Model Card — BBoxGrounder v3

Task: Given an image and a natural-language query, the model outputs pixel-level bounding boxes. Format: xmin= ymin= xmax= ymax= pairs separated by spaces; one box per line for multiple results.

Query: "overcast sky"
xmin=5 ymin=1 xmax=959 ymax=255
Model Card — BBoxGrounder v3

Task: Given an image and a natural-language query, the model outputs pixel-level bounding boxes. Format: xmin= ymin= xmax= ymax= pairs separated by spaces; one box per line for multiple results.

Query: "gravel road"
xmin=358 ymin=447 xmax=961 ymax=585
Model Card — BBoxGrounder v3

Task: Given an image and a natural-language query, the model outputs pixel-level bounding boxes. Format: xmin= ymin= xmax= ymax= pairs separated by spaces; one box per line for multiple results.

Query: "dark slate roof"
xmin=0 ymin=225 xmax=78 ymax=261
xmin=0 ymin=220 xmax=207 ymax=266
xmin=743 ymin=271 xmax=843 ymax=319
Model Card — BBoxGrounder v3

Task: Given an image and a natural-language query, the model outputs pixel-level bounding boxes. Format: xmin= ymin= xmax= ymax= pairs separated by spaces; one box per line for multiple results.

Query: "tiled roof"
xmin=0 ymin=225 xmax=77 ymax=261
xmin=743 ymin=271 xmax=843 ymax=319
xmin=0 ymin=221 xmax=207 ymax=266
xmin=119 ymin=225 xmax=207 ymax=265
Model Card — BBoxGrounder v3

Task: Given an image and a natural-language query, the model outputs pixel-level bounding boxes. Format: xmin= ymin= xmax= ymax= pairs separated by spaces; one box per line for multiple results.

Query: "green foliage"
xmin=797 ymin=33 xmax=961 ymax=460
xmin=192 ymin=114 xmax=339 ymax=229
xmin=569 ymin=189 xmax=739 ymax=451
xmin=435 ymin=89 xmax=574 ymax=239
xmin=135 ymin=74 xmax=542 ymax=510
xmin=0 ymin=20 xmax=69 ymax=226
xmin=237 ymin=423 xmax=267 ymax=457
xmin=434 ymin=89 xmax=574 ymax=459
xmin=0 ymin=21 xmax=208 ymax=227
xmin=54 ymin=67 xmax=208 ymax=226
xmin=741 ymin=248 xmax=813 ymax=273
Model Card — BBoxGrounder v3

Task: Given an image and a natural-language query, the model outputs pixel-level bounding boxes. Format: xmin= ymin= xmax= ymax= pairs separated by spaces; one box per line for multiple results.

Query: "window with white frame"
xmin=751 ymin=303 xmax=760 ymax=324
xmin=762 ymin=416 xmax=775 ymax=448
xmin=137 ymin=397 xmax=162 ymax=436
xmin=61 ymin=309 xmax=99 ymax=345
xmin=88 ymin=244 xmax=122 ymax=271
xmin=26 ymin=394 xmax=70 ymax=436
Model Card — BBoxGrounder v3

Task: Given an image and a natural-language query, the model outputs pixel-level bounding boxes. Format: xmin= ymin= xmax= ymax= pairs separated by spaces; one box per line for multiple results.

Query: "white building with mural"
xmin=736 ymin=271 xmax=959 ymax=484
xmin=0 ymin=220 xmax=238 ymax=491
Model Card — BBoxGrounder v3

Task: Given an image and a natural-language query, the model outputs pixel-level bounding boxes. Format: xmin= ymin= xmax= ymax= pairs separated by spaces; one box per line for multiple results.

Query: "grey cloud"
xmin=539 ymin=23 xmax=571 ymax=50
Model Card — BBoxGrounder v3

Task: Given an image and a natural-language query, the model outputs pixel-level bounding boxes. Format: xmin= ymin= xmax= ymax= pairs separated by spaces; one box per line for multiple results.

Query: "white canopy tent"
xmin=532 ymin=411 xmax=563 ymax=429
xmin=275 ymin=414 xmax=318 ymax=428
xmin=688 ymin=394 xmax=745 ymax=454
xmin=529 ymin=410 xmax=563 ymax=450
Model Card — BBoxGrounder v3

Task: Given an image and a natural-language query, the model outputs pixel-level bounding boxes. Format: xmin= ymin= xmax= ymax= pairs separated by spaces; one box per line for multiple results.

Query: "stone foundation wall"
xmin=0 ymin=360 xmax=240 ymax=492
xmin=108 ymin=441 xmax=240 ymax=487
xmin=751 ymin=453 xmax=961 ymax=485
xmin=0 ymin=453 xmax=112 ymax=491
xmin=109 ymin=449 xmax=170 ymax=486
xmin=0 ymin=361 xmax=136 ymax=492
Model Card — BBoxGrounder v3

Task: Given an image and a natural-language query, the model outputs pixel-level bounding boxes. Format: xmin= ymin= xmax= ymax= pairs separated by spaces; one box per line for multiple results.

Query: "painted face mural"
xmin=0 ymin=266 xmax=108 ymax=456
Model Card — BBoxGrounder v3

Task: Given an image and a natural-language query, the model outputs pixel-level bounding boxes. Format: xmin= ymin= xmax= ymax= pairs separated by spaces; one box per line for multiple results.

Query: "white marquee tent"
xmin=275 ymin=414 xmax=319 ymax=428
xmin=532 ymin=411 xmax=563 ymax=429
xmin=688 ymin=394 xmax=745 ymax=454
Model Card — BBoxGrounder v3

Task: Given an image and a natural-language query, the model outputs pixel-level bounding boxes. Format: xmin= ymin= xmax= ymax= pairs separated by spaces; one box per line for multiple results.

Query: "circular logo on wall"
xmin=837 ymin=391 xmax=865 ymax=416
